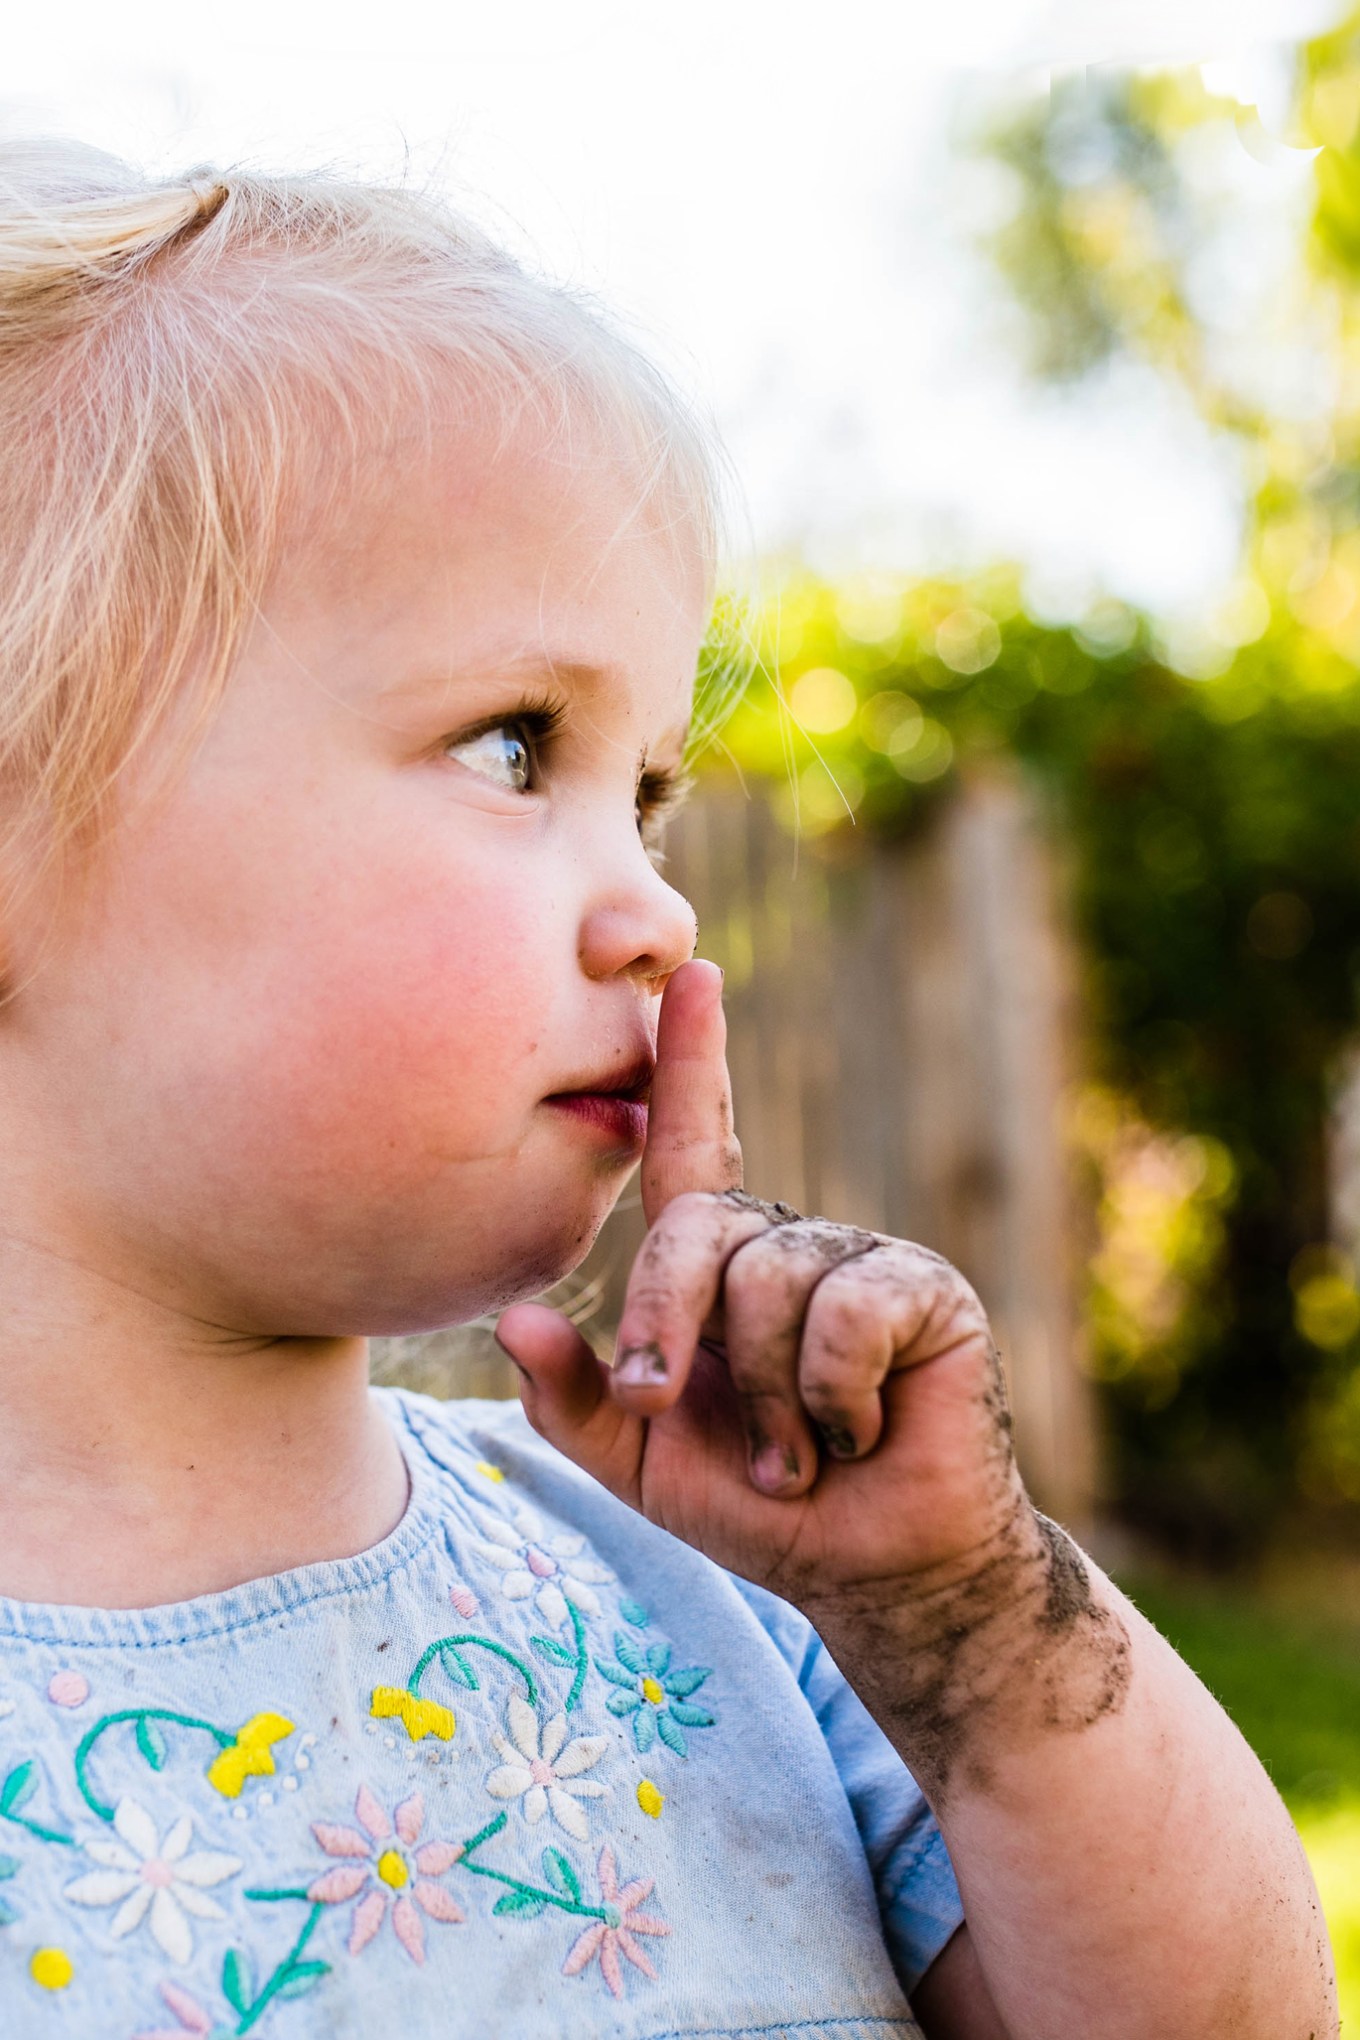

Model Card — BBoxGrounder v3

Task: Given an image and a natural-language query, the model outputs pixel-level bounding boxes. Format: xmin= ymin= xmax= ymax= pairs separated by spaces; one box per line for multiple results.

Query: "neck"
xmin=0 ymin=1231 xmax=408 ymax=1609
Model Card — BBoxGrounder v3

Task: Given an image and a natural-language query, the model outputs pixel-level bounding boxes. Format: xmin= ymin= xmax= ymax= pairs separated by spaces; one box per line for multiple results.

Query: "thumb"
xmin=640 ymin=959 xmax=743 ymax=1225
xmin=495 ymin=1304 xmax=643 ymax=1506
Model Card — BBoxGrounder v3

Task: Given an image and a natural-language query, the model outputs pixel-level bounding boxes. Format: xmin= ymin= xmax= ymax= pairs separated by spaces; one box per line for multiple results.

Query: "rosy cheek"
xmin=238 ymin=858 xmax=557 ymax=1171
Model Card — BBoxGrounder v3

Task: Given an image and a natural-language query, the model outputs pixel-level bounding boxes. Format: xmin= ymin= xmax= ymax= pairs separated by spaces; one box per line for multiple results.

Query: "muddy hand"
xmin=497 ymin=961 xmax=1020 ymax=1605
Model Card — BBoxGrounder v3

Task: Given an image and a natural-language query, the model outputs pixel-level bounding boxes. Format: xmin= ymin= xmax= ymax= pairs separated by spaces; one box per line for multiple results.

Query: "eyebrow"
xmin=377 ymin=652 xmax=627 ymax=704
xmin=380 ymin=653 xmax=692 ymax=755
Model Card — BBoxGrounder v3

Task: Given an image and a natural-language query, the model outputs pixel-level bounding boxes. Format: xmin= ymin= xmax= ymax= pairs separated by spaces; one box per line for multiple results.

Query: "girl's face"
xmin=9 ymin=423 xmax=705 ymax=1335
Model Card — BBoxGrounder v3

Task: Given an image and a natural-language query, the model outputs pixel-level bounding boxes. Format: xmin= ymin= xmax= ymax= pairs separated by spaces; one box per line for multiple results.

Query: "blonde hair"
xmin=0 ymin=139 xmax=725 ymax=982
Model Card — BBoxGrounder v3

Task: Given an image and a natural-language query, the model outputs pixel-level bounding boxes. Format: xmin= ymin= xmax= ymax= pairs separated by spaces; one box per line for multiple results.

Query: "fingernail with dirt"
xmin=615 ymin=1342 xmax=668 ymax=1386
xmin=753 ymin=1442 xmax=800 ymax=1492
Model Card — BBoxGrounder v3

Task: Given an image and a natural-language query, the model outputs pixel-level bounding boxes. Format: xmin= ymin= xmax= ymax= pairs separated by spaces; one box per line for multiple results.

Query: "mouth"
xmin=543 ymin=1055 xmax=654 ymax=1151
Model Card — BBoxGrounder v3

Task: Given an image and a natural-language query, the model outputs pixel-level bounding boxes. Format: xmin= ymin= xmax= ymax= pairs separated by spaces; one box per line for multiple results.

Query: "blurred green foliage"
xmin=715 ymin=575 xmax=1360 ymax=1552
xmin=705 ymin=9 xmax=1360 ymax=1554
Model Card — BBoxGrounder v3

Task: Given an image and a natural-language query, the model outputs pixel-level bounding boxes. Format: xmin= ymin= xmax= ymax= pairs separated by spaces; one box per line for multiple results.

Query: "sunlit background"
xmin=11 ymin=0 xmax=1360 ymax=2013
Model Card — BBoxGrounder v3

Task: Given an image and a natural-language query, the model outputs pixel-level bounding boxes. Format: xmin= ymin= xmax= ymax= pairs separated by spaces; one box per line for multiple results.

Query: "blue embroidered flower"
xmin=593 ymin=1634 xmax=714 ymax=1757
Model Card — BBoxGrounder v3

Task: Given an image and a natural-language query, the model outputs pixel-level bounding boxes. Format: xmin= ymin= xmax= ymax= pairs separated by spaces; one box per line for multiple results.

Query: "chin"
xmin=337 ymin=1200 xmax=614 ymax=1338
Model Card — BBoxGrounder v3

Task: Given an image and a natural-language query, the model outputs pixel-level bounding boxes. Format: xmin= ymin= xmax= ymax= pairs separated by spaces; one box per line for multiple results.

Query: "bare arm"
xmin=912 ymin=1926 xmax=1011 ymax=2040
xmin=813 ymin=1513 xmax=1336 ymax=2040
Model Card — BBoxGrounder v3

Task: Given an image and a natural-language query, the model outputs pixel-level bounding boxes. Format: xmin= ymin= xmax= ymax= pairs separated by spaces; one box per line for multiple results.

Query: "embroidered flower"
xmin=205 ymin=1712 xmax=294 ymax=1798
xmin=308 ymin=1785 xmax=464 ymax=1965
xmin=133 ymin=1979 xmax=231 ymax=2039
xmin=485 ymin=1695 xmax=608 ymax=1841
xmin=561 ymin=1846 xmax=669 ymax=1999
xmin=369 ymin=1687 xmax=455 ymax=1743
xmin=64 ymin=1798 xmax=241 ymax=1964
xmin=473 ymin=1504 xmax=613 ymax=1631
xmin=594 ymin=1632 xmax=715 ymax=1756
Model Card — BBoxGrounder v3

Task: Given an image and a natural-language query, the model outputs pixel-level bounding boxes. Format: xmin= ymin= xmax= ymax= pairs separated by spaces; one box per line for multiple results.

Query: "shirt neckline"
xmin=0 ymin=1387 xmax=448 ymax=1650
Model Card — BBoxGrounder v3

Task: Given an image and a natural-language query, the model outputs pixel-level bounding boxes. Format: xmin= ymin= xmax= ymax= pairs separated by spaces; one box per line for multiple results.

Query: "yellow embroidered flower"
xmin=30 ymin=1947 xmax=73 ymax=1990
xmin=636 ymin=1779 xmax=664 ymax=1818
xmin=206 ymin=1711 xmax=295 ymax=1798
xmin=369 ymin=1687 xmax=456 ymax=1743
xmin=474 ymin=1460 xmax=505 ymax=1483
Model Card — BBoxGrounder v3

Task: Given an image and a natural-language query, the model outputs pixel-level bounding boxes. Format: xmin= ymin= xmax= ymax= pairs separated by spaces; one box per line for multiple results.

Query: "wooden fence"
xmin=373 ymin=765 xmax=1098 ymax=1528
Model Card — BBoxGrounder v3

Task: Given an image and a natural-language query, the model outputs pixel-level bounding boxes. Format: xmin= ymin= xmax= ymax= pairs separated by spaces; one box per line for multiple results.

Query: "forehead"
xmin=267 ymin=415 xmax=708 ymax=720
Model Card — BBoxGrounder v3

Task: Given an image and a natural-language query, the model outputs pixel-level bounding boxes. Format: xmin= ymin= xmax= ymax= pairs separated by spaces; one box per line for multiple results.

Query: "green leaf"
xmin=540 ymin=1848 xmax=581 ymax=1902
xmin=439 ymin=1646 xmax=479 ymax=1691
xmin=619 ymin=1597 xmax=649 ymax=1627
xmin=275 ymin=1961 xmax=330 ymax=2000
xmin=493 ymin=1888 xmax=546 ymax=1919
xmin=0 ymin=1763 xmax=35 ymax=1817
xmin=0 ymin=1895 xmax=18 ymax=1927
xmin=0 ymin=1855 xmax=19 ymax=1880
xmin=529 ymin=1636 xmax=575 ymax=1667
xmin=135 ymin=1717 xmax=168 ymax=1771
xmin=222 ymin=1946 xmax=253 ymax=2017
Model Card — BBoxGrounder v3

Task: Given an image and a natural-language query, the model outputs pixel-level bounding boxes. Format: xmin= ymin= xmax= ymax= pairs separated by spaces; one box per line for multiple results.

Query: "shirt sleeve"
xmin=728 ymin=1572 xmax=965 ymax=1999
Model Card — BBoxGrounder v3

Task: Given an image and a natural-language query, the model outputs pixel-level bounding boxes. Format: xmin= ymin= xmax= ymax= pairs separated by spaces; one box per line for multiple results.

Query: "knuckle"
xmin=800 ymin=1346 xmax=873 ymax=1406
xmin=809 ymin=1280 xmax=874 ymax=1344
xmin=725 ymin=1238 xmax=806 ymax=1316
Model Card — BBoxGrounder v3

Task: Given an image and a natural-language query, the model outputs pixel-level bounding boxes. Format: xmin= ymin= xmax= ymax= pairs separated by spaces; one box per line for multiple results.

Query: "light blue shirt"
xmin=0 ymin=1388 xmax=963 ymax=2037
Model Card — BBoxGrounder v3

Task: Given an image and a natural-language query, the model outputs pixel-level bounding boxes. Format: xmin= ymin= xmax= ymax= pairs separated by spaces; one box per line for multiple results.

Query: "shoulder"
xmin=375 ymin=1385 xmax=813 ymax=1653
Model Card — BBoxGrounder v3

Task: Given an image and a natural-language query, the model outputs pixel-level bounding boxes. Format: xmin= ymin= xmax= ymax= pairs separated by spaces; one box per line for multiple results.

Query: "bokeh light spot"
xmin=789 ymin=666 xmax=857 ymax=734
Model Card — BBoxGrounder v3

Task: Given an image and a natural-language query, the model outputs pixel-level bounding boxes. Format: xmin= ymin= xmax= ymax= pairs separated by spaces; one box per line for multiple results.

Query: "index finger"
xmin=640 ymin=959 xmax=743 ymax=1225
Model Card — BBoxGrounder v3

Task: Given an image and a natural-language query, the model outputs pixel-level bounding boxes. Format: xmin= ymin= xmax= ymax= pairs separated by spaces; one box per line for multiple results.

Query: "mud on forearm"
xmin=806 ymin=1499 xmax=1134 ymax=1810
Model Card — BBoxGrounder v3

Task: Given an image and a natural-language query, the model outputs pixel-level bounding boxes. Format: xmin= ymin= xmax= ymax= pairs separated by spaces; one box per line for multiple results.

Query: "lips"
xmin=543 ymin=1053 xmax=654 ymax=1150
xmin=547 ymin=1054 xmax=655 ymax=1107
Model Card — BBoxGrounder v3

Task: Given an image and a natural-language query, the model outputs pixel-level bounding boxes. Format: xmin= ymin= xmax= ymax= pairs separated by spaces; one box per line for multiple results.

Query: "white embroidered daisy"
xmin=484 ymin=1696 xmax=608 ymax=1841
xmin=64 ymin=1797 xmax=241 ymax=1964
xmin=473 ymin=1505 xmax=613 ymax=1631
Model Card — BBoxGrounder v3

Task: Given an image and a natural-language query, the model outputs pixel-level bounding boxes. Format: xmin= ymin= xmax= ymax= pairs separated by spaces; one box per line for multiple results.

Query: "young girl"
xmin=0 ymin=140 xmax=1333 ymax=2040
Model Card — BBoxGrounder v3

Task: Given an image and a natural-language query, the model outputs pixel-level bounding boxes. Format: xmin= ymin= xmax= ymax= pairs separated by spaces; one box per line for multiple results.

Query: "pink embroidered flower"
xmin=308 ymin=1785 xmax=464 ymax=1964
xmin=561 ymin=1846 xmax=670 ymax=1999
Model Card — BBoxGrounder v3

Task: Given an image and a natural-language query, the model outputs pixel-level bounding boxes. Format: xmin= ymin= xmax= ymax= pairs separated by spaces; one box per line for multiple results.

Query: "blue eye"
xmin=446 ymin=723 xmax=533 ymax=793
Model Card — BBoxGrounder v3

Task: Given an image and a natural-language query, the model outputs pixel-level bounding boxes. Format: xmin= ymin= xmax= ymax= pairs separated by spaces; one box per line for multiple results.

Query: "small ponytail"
xmin=0 ymin=181 xmax=227 ymax=323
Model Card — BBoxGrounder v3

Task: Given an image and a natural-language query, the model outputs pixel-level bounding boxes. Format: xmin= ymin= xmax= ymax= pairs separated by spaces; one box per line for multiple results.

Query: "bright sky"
xmin=3 ymin=0 xmax=1346 ymax=617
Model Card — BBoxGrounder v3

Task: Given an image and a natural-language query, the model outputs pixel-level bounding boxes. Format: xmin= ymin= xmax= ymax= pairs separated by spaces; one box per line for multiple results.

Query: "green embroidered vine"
xmin=410 ymin=1633 xmax=538 ymax=1707
xmin=0 ymin=1758 xmax=74 ymax=1845
xmin=456 ymin=1812 xmax=609 ymax=1923
xmin=225 ymin=1892 xmax=329 ymax=2033
xmin=371 ymin=1631 xmax=541 ymax=1742
xmin=72 ymin=1704 xmax=293 ymax=1823
xmin=528 ymin=1601 xmax=590 ymax=1711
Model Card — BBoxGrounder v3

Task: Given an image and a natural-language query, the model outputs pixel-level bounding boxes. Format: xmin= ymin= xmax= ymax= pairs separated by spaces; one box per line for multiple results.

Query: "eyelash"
xmin=444 ymin=694 xmax=691 ymax=858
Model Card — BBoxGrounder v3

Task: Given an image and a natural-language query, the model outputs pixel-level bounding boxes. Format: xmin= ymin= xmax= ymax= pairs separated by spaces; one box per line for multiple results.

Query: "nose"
xmin=577 ymin=845 xmax=698 ymax=989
